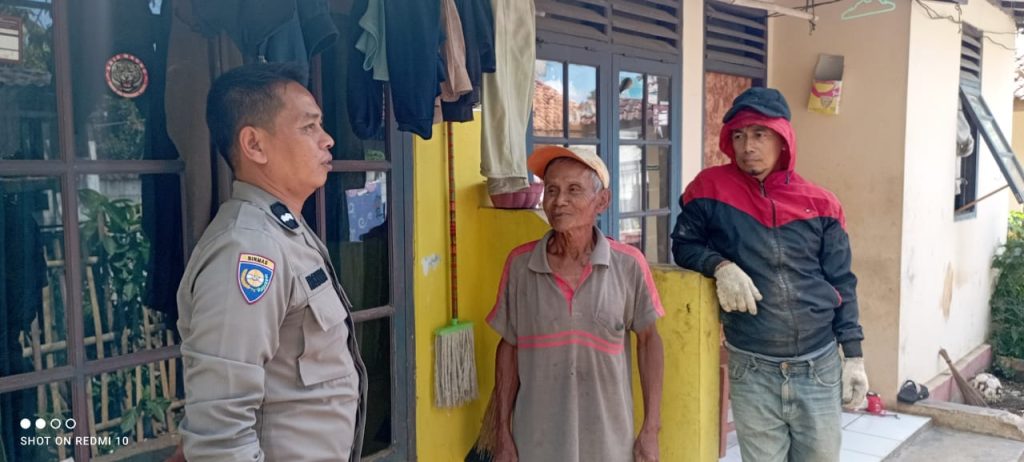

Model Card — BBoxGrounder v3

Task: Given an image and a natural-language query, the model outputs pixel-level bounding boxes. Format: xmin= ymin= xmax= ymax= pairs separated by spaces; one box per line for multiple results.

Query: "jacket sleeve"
xmin=671 ymin=182 xmax=727 ymax=278
xmin=179 ymin=232 xmax=291 ymax=462
xmin=820 ymin=215 xmax=865 ymax=358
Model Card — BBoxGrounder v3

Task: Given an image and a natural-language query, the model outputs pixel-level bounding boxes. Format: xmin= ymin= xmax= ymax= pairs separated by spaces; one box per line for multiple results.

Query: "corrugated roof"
xmin=0 ymin=64 xmax=51 ymax=87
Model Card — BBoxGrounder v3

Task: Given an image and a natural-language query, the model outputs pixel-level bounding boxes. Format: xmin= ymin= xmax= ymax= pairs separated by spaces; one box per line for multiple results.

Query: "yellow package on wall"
xmin=807 ymin=54 xmax=844 ymax=116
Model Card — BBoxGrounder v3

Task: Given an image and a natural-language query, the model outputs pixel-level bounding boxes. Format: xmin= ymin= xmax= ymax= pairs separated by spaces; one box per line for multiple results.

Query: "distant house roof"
xmin=0 ymin=64 xmax=51 ymax=87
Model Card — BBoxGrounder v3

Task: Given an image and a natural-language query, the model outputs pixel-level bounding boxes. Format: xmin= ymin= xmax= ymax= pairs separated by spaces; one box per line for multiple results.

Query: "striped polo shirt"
xmin=487 ymin=227 xmax=665 ymax=462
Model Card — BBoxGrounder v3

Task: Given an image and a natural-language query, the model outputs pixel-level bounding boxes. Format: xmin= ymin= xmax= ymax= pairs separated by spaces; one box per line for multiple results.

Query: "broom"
xmin=939 ymin=348 xmax=988 ymax=407
xmin=434 ymin=122 xmax=479 ymax=408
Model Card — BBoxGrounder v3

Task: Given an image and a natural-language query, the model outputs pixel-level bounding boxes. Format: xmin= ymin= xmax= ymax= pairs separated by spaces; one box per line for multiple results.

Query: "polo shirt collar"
xmin=528 ymin=226 xmax=611 ymax=273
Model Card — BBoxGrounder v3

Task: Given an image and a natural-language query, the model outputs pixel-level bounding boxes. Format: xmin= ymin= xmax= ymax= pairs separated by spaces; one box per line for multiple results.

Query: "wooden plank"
xmin=537 ymin=0 xmax=609 ymax=24
xmin=611 ymin=14 xmax=678 ymax=40
xmin=611 ymin=1 xmax=678 ymax=24
xmin=706 ymin=24 xmax=766 ymax=45
xmin=705 ymin=37 xmax=766 ymax=58
xmin=537 ymin=16 xmax=609 ymax=42
xmin=612 ymin=31 xmax=678 ymax=54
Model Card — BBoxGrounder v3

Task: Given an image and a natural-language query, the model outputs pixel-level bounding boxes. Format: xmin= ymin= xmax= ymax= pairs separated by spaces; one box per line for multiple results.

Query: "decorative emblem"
xmin=238 ymin=253 xmax=275 ymax=304
xmin=105 ymin=53 xmax=148 ymax=98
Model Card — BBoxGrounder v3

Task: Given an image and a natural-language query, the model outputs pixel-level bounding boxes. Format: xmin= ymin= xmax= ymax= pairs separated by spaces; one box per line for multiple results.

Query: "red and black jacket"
xmin=671 ymin=110 xmax=864 ymax=358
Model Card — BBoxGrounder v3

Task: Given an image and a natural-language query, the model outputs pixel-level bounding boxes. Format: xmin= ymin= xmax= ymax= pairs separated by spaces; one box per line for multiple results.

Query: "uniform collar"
xmin=528 ymin=226 xmax=611 ymax=273
xmin=231 ymin=181 xmax=302 ymax=233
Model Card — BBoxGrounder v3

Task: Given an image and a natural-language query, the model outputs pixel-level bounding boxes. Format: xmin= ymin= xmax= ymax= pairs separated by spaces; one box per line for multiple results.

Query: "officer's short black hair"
xmin=206 ymin=63 xmax=309 ymax=170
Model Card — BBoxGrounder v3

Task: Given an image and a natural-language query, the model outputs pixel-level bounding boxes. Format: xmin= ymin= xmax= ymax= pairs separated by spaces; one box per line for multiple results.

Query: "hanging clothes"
xmin=355 ymin=0 xmax=389 ymax=81
xmin=384 ymin=0 xmax=444 ymax=139
xmin=348 ymin=0 xmax=386 ymax=140
xmin=440 ymin=0 xmax=472 ymax=103
xmin=191 ymin=0 xmax=339 ymax=67
xmin=442 ymin=0 xmax=496 ymax=122
xmin=481 ymin=0 xmax=535 ymax=194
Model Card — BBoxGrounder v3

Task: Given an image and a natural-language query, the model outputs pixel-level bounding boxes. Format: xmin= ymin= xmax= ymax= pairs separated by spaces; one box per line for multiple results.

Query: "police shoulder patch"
xmin=238 ymin=253 xmax=276 ymax=304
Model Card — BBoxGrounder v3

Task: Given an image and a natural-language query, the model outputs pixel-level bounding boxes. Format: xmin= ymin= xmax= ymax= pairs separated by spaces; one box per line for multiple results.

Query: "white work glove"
xmin=842 ymin=357 xmax=869 ymax=410
xmin=713 ymin=262 xmax=762 ymax=315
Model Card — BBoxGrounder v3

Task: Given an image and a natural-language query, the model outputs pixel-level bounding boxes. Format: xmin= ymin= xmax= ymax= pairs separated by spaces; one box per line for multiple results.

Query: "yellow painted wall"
xmin=412 ymin=119 xmax=720 ymax=461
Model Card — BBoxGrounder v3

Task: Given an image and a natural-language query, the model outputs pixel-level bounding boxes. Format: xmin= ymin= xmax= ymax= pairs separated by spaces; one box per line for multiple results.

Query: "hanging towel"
xmin=355 ymin=0 xmax=389 ymax=81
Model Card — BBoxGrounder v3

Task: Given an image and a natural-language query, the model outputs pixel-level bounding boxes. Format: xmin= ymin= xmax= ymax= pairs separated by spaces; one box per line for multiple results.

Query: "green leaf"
xmin=119 ymin=407 xmax=138 ymax=433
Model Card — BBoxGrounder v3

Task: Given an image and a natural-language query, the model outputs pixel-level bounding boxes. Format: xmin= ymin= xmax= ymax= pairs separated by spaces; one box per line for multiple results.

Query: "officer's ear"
xmin=237 ymin=125 xmax=270 ymax=166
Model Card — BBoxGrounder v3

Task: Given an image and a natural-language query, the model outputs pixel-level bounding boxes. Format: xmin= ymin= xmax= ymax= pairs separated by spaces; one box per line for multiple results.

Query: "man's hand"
xmin=713 ymin=262 xmax=762 ymax=314
xmin=633 ymin=425 xmax=659 ymax=462
xmin=493 ymin=431 xmax=518 ymax=462
xmin=842 ymin=357 xmax=869 ymax=410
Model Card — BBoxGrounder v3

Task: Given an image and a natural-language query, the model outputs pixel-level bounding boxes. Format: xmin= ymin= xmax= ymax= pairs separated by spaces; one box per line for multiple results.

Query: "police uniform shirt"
xmin=177 ymin=181 xmax=366 ymax=462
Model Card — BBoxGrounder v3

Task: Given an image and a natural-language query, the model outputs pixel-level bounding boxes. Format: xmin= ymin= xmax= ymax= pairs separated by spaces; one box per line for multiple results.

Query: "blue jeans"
xmin=727 ymin=341 xmax=842 ymax=462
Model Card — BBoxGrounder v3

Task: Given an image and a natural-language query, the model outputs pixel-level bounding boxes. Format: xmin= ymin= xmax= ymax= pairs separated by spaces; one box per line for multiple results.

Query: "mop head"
xmin=434 ymin=319 xmax=479 ymax=408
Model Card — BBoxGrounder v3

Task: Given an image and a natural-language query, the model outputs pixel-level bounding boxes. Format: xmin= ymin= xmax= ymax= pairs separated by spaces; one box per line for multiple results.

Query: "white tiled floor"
xmin=720 ymin=411 xmax=931 ymax=462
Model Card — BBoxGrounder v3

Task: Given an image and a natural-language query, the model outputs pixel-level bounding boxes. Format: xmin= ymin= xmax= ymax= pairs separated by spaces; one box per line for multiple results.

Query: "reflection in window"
xmin=355 ymin=318 xmax=391 ymax=456
xmin=646 ymin=75 xmax=670 ymax=140
xmin=0 ymin=176 xmax=68 ymax=377
xmin=325 ymin=172 xmax=389 ymax=311
xmin=1 ymin=382 xmax=76 ymax=462
xmin=68 ymin=0 xmax=177 ymax=161
xmin=533 ymin=60 xmax=564 ymax=138
xmin=568 ymin=64 xmax=597 ymax=139
xmin=85 ymin=358 xmax=183 ymax=458
xmin=0 ymin=1 xmax=58 ymax=160
xmin=619 ymin=146 xmax=642 ymax=213
xmin=619 ymin=71 xmax=643 ymax=140
xmin=78 ymin=174 xmax=182 ymax=361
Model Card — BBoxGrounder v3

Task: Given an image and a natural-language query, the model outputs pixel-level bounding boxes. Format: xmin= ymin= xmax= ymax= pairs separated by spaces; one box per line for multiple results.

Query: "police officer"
xmin=176 ymin=63 xmax=366 ymax=461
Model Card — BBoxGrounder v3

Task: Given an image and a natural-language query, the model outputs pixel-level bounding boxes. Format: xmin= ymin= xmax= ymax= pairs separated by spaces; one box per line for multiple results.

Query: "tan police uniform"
xmin=177 ymin=181 xmax=366 ymax=462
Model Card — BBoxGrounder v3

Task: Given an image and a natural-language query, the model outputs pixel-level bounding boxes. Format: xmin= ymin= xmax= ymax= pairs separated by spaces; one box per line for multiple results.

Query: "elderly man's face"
xmin=542 ymin=159 xmax=610 ymax=232
xmin=731 ymin=124 xmax=783 ymax=181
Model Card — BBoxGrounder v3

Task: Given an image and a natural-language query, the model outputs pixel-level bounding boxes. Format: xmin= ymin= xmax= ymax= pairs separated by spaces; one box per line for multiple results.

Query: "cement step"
xmin=884 ymin=425 xmax=1024 ymax=462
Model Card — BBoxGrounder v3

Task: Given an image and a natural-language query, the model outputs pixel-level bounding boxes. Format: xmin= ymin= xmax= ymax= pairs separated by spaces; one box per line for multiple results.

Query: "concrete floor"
xmin=885 ymin=426 xmax=1024 ymax=462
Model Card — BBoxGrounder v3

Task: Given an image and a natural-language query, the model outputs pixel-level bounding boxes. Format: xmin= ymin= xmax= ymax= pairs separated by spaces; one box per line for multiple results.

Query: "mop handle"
xmin=447 ymin=122 xmax=459 ymax=320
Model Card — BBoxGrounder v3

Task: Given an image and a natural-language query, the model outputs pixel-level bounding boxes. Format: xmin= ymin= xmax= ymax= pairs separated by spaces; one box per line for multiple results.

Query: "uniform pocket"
xmin=298 ymin=287 xmax=355 ymax=387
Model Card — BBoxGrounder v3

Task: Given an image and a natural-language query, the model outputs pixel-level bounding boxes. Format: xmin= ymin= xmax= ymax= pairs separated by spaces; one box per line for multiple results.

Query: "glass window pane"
xmin=568 ymin=64 xmax=597 ymax=139
xmin=646 ymin=145 xmax=671 ymax=210
xmin=86 ymin=358 xmax=184 ymax=459
xmin=69 ymin=1 xmax=180 ymax=160
xmin=1 ymin=381 xmax=78 ymax=461
xmin=0 ymin=2 xmax=59 ymax=160
xmin=533 ymin=60 xmax=564 ymax=138
xmin=618 ymin=71 xmax=643 ymax=140
xmin=619 ymin=218 xmax=641 ymax=250
xmin=644 ymin=215 xmax=670 ymax=263
xmin=325 ymin=171 xmax=389 ymax=310
xmin=356 ymin=317 xmax=391 ymax=457
xmin=646 ymin=74 xmax=671 ymax=140
xmin=619 ymin=145 xmax=642 ymax=213
xmin=1 ymin=176 xmax=68 ymax=371
xmin=78 ymin=174 xmax=183 ymax=361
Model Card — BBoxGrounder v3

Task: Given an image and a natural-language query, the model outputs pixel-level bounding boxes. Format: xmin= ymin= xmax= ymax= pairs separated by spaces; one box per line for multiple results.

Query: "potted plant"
xmin=992 ymin=211 xmax=1024 ymax=379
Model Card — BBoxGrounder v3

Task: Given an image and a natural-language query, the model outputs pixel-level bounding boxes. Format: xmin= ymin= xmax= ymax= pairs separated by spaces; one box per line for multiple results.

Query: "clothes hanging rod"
xmin=718 ymin=0 xmax=819 ymax=21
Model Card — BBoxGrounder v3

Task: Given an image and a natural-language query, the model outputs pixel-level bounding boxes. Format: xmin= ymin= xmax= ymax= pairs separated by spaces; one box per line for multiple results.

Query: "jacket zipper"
xmin=760 ymin=180 xmax=799 ymax=353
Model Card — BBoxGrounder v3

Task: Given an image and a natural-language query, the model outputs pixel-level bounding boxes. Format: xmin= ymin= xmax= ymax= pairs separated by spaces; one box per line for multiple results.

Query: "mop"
xmin=434 ymin=122 xmax=479 ymax=408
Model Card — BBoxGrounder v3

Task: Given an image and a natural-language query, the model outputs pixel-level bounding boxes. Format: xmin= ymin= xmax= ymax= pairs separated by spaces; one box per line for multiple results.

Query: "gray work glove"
xmin=842 ymin=357 xmax=869 ymax=410
xmin=713 ymin=262 xmax=762 ymax=315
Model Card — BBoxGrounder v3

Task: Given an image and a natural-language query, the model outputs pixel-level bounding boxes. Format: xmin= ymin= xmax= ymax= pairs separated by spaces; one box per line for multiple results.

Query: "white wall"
xmin=681 ymin=0 xmax=705 ymax=187
xmin=899 ymin=0 xmax=1013 ymax=384
xmin=770 ymin=1 xmax=912 ymax=398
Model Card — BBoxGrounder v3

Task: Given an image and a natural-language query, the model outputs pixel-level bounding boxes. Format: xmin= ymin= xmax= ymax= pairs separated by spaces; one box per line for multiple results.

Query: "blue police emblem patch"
xmin=238 ymin=253 xmax=275 ymax=304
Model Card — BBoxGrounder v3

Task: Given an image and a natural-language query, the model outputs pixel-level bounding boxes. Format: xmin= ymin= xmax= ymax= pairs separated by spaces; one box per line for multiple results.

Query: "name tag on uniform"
xmin=306 ymin=268 xmax=328 ymax=291
xmin=238 ymin=253 xmax=275 ymax=304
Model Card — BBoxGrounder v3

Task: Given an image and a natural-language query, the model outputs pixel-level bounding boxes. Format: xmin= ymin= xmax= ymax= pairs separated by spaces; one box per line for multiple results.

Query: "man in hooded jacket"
xmin=671 ymin=87 xmax=869 ymax=462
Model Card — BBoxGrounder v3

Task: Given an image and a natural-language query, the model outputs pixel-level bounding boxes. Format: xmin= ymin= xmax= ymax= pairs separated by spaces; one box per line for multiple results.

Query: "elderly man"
xmin=176 ymin=63 xmax=366 ymax=461
xmin=487 ymin=146 xmax=665 ymax=462
xmin=671 ymin=87 xmax=869 ymax=461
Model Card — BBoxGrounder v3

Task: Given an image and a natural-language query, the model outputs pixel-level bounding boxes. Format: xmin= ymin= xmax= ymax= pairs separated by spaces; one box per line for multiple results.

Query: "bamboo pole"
xmin=86 ymin=266 xmax=109 ymax=423
xmin=29 ymin=317 xmax=45 ymax=416
xmin=134 ymin=366 xmax=143 ymax=442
